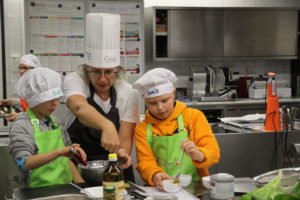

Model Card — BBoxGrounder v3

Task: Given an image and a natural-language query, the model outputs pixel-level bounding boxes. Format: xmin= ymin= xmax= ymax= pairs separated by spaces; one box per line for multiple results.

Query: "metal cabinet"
xmin=168 ymin=9 xmax=223 ymax=58
xmin=223 ymin=105 xmax=266 ymax=117
xmin=153 ymin=7 xmax=298 ymax=61
xmin=211 ymin=131 xmax=300 ymax=178
xmin=224 ymin=11 xmax=298 ymax=58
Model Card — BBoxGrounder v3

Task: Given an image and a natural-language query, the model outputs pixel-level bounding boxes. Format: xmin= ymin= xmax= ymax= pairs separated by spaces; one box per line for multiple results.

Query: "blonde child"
xmin=133 ymin=68 xmax=220 ymax=190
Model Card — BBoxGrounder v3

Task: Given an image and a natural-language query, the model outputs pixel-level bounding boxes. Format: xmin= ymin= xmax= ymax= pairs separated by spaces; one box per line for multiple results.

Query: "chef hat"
xmin=17 ymin=68 xmax=63 ymax=108
xmin=85 ymin=13 xmax=120 ymax=68
xmin=19 ymin=54 xmax=41 ymax=68
xmin=133 ymin=68 xmax=177 ymax=98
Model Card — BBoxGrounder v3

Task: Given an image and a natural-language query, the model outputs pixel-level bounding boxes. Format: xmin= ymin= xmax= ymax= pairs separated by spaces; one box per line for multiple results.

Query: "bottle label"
xmin=103 ymin=181 xmax=125 ymax=200
xmin=103 ymin=186 xmax=116 ymax=200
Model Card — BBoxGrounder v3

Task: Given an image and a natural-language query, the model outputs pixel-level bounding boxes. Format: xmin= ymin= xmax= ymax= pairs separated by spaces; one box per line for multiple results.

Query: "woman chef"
xmin=63 ymin=13 xmax=139 ymax=182
xmin=0 ymin=54 xmax=42 ymax=121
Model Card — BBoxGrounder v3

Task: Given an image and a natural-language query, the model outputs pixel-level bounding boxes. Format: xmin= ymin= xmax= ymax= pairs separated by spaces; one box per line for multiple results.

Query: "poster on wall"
xmin=87 ymin=0 xmax=144 ymax=76
xmin=26 ymin=0 xmax=85 ymax=73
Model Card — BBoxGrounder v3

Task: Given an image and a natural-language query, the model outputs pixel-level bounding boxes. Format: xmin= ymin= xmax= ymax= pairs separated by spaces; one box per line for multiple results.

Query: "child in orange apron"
xmin=133 ymin=68 xmax=220 ymax=190
xmin=8 ymin=67 xmax=87 ymax=187
xmin=1 ymin=54 xmax=41 ymax=121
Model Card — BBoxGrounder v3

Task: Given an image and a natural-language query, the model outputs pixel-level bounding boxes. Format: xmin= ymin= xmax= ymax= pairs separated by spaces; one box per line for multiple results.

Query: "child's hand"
xmin=71 ymin=144 xmax=87 ymax=165
xmin=61 ymin=144 xmax=87 ymax=164
xmin=5 ymin=112 xmax=19 ymax=121
xmin=152 ymin=172 xmax=171 ymax=190
xmin=0 ymin=99 xmax=12 ymax=106
xmin=181 ymin=139 xmax=204 ymax=162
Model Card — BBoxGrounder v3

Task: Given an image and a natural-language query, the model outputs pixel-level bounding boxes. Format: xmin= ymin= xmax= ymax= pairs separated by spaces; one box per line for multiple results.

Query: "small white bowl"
xmin=202 ymin=176 xmax=211 ymax=189
xmin=81 ymin=186 xmax=103 ymax=198
xmin=179 ymin=175 xmax=192 ymax=187
xmin=162 ymin=179 xmax=181 ymax=193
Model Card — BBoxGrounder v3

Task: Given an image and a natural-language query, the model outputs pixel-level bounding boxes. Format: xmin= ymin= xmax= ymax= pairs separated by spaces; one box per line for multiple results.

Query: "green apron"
xmin=147 ymin=114 xmax=200 ymax=182
xmin=27 ymin=108 xmax=72 ymax=187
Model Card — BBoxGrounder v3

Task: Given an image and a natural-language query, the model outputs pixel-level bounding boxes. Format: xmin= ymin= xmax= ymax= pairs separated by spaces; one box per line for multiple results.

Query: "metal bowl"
xmin=78 ymin=160 xmax=108 ymax=186
xmin=253 ymin=167 xmax=300 ymax=188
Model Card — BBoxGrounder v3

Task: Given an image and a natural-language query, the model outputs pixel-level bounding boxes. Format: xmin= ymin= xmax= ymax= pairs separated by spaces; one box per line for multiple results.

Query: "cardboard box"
xmin=156 ymin=24 xmax=167 ymax=32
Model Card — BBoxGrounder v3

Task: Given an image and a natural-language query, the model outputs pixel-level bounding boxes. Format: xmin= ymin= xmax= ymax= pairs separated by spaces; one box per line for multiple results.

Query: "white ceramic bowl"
xmin=179 ymin=175 xmax=192 ymax=187
xmin=81 ymin=186 xmax=128 ymax=199
xmin=81 ymin=186 xmax=103 ymax=198
xmin=162 ymin=179 xmax=181 ymax=193
xmin=202 ymin=176 xmax=211 ymax=189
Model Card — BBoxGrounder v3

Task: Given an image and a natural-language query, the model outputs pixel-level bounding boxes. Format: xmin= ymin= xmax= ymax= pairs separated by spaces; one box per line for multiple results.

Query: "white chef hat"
xmin=85 ymin=13 xmax=120 ymax=68
xmin=17 ymin=68 xmax=63 ymax=108
xmin=19 ymin=54 xmax=41 ymax=68
xmin=133 ymin=68 xmax=177 ymax=98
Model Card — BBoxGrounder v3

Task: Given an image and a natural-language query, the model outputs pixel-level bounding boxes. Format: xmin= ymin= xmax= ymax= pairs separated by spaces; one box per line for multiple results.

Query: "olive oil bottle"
xmin=103 ymin=153 xmax=125 ymax=200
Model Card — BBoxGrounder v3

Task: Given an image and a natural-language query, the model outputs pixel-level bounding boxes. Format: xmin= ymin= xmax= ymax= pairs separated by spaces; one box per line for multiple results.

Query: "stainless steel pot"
xmin=79 ymin=160 xmax=108 ymax=186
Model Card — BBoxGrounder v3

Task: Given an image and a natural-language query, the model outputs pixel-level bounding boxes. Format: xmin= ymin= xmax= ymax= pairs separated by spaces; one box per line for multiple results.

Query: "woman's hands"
xmin=117 ymin=149 xmax=132 ymax=169
xmin=181 ymin=139 xmax=204 ymax=162
xmin=101 ymin=122 xmax=120 ymax=153
xmin=152 ymin=172 xmax=171 ymax=190
xmin=66 ymin=95 xmax=120 ymax=153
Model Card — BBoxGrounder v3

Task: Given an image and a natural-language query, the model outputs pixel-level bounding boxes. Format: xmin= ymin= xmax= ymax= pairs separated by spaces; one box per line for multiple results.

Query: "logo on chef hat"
xmin=104 ymin=56 xmax=117 ymax=64
xmin=147 ymin=89 xmax=159 ymax=96
xmin=52 ymin=89 xmax=63 ymax=96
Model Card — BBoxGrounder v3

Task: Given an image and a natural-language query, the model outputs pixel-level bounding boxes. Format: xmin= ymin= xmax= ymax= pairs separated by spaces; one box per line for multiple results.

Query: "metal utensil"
xmin=71 ymin=147 xmax=87 ymax=166
xmin=69 ymin=182 xmax=83 ymax=190
xmin=173 ymin=150 xmax=184 ymax=184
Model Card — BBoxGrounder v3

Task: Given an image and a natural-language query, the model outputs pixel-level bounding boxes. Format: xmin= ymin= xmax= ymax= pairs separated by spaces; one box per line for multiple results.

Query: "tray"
xmin=253 ymin=168 xmax=300 ymax=187
xmin=0 ymin=105 xmax=20 ymax=118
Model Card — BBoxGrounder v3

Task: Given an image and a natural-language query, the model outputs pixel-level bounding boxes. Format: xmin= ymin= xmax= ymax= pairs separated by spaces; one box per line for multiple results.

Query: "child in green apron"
xmin=133 ymin=68 xmax=220 ymax=190
xmin=8 ymin=68 xmax=87 ymax=188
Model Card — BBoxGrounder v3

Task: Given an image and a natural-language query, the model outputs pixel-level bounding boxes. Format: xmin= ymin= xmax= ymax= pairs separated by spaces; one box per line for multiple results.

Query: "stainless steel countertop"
xmin=184 ymin=97 xmax=300 ymax=107
xmin=0 ymin=136 xmax=9 ymax=147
